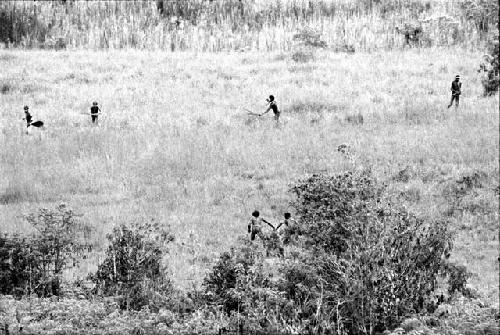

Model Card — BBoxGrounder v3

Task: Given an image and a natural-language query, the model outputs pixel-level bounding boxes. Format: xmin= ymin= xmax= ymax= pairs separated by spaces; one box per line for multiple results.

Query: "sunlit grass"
xmin=0 ymin=49 xmax=498 ymax=304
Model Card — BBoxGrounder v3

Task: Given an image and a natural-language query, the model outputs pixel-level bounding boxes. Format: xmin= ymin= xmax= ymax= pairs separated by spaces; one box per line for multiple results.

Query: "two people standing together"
xmin=247 ymin=211 xmax=297 ymax=257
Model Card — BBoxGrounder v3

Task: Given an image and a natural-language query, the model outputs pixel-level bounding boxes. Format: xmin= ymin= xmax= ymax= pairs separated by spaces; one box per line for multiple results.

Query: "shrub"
xmin=460 ymin=0 xmax=499 ymax=33
xmin=332 ymin=42 xmax=356 ymax=53
xmin=345 ymin=112 xmax=364 ymax=125
xmin=479 ymin=31 xmax=499 ymax=95
xmin=291 ymin=27 xmax=326 ymax=63
xmin=441 ymin=262 xmax=474 ymax=297
xmin=287 ymin=171 xmax=455 ymax=333
xmin=0 ymin=82 xmax=10 ymax=94
xmin=396 ymin=22 xmax=423 ymax=47
xmin=291 ymin=48 xmax=315 ymax=63
xmin=203 ymin=237 xmax=258 ymax=315
xmin=91 ymin=221 xmax=174 ymax=311
xmin=0 ymin=204 xmax=87 ymax=297
xmin=292 ymin=27 xmax=327 ymax=49
xmin=0 ymin=234 xmax=32 ymax=297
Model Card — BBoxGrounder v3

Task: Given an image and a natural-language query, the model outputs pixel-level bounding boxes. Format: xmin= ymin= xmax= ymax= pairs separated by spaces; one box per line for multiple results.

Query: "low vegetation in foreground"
xmin=0 ymin=171 xmax=498 ymax=334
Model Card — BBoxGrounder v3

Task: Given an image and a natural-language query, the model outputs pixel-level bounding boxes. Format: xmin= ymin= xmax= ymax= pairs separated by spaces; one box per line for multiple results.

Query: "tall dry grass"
xmin=0 ymin=48 xmax=498 ymax=299
xmin=0 ymin=0 xmax=487 ymax=51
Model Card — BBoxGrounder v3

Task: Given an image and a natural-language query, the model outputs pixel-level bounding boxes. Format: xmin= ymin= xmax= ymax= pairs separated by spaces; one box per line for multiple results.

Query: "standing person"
xmin=22 ymin=105 xmax=44 ymax=135
xmin=275 ymin=212 xmax=298 ymax=246
xmin=261 ymin=95 xmax=280 ymax=122
xmin=275 ymin=212 xmax=296 ymax=231
xmin=248 ymin=210 xmax=275 ymax=241
xmin=447 ymin=75 xmax=462 ymax=109
xmin=23 ymin=105 xmax=32 ymax=128
xmin=22 ymin=105 xmax=32 ymax=135
xmin=90 ymin=101 xmax=101 ymax=124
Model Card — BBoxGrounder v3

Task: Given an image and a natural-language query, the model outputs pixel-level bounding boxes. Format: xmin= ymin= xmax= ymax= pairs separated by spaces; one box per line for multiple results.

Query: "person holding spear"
xmin=244 ymin=95 xmax=281 ymax=123
xmin=260 ymin=95 xmax=280 ymax=122
xmin=22 ymin=105 xmax=44 ymax=134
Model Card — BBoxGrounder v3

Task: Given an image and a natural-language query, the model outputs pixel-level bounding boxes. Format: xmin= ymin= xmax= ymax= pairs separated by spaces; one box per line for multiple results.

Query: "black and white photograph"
xmin=0 ymin=0 xmax=498 ymax=334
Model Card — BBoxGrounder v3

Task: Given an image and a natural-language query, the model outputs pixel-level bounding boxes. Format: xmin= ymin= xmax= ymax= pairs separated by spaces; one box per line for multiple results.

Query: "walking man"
xmin=447 ymin=75 xmax=462 ymax=109
xmin=260 ymin=95 xmax=280 ymax=122
xmin=90 ymin=101 xmax=101 ymax=124
xmin=22 ymin=105 xmax=32 ymax=134
xmin=22 ymin=105 xmax=44 ymax=135
xmin=23 ymin=105 xmax=32 ymax=127
xmin=248 ymin=210 xmax=275 ymax=241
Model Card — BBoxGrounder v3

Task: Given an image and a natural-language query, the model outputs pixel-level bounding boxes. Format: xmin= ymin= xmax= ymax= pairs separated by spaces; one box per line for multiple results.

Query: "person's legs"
xmin=448 ymin=95 xmax=455 ymax=108
xmin=256 ymin=228 xmax=265 ymax=241
xmin=454 ymin=95 xmax=460 ymax=108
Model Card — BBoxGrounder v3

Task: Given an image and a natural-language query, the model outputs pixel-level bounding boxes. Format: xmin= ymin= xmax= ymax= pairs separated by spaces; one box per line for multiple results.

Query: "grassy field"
xmin=0 ymin=48 xmax=498 ymax=306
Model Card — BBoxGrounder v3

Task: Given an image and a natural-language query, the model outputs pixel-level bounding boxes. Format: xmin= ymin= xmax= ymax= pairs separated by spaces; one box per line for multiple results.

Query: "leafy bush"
xmin=203 ymin=237 xmax=259 ymax=315
xmin=0 ymin=204 xmax=86 ymax=297
xmin=91 ymin=221 xmax=174 ymax=311
xmin=345 ymin=112 xmax=364 ymax=125
xmin=479 ymin=31 xmax=499 ymax=95
xmin=291 ymin=27 xmax=326 ymax=63
xmin=286 ymin=172 xmax=456 ymax=333
xmin=441 ymin=262 xmax=475 ymax=297
xmin=0 ymin=234 xmax=33 ymax=297
xmin=460 ymin=0 xmax=499 ymax=33
xmin=293 ymin=27 xmax=327 ymax=49
xmin=291 ymin=48 xmax=315 ymax=63
xmin=396 ymin=22 xmax=423 ymax=47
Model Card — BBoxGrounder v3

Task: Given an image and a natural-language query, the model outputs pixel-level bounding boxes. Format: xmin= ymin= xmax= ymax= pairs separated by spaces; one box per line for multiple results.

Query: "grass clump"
xmin=479 ymin=31 xmax=499 ymax=96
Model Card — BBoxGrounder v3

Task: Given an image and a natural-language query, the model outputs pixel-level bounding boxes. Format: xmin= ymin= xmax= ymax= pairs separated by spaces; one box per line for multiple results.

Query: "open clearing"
xmin=0 ymin=48 xmax=498 ymax=304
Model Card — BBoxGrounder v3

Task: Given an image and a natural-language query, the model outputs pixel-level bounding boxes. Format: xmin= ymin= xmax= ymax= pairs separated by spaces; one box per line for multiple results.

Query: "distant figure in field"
xmin=90 ymin=101 xmax=101 ymax=124
xmin=260 ymin=95 xmax=280 ymax=122
xmin=22 ymin=105 xmax=44 ymax=134
xmin=248 ymin=210 xmax=275 ymax=241
xmin=447 ymin=75 xmax=462 ymax=109
xmin=23 ymin=105 xmax=32 ymax=128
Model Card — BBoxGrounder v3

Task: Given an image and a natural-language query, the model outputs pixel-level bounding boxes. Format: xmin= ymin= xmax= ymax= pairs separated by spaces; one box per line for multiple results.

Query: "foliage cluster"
xmin=0 ymin=295 xmax=226 ymax=335
xmin=90 ymin=221 xmax=175 ymax=311
xmin=0 ymin=204 xmax=87 ymax=298
xmin=478 ymin=30 xmax=499 ymax=95
xmin=0 ymin=169 xmax=497 ymax=334
xmin=0 ymin=204 xmax=175 ymax=314
xmin=203 ymin=171 xmax=473 ymax=334
xmin=291 ymin=27 xmax=329 ymax=63
xmin=460 ymin=0 xmax=499 ymax=33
